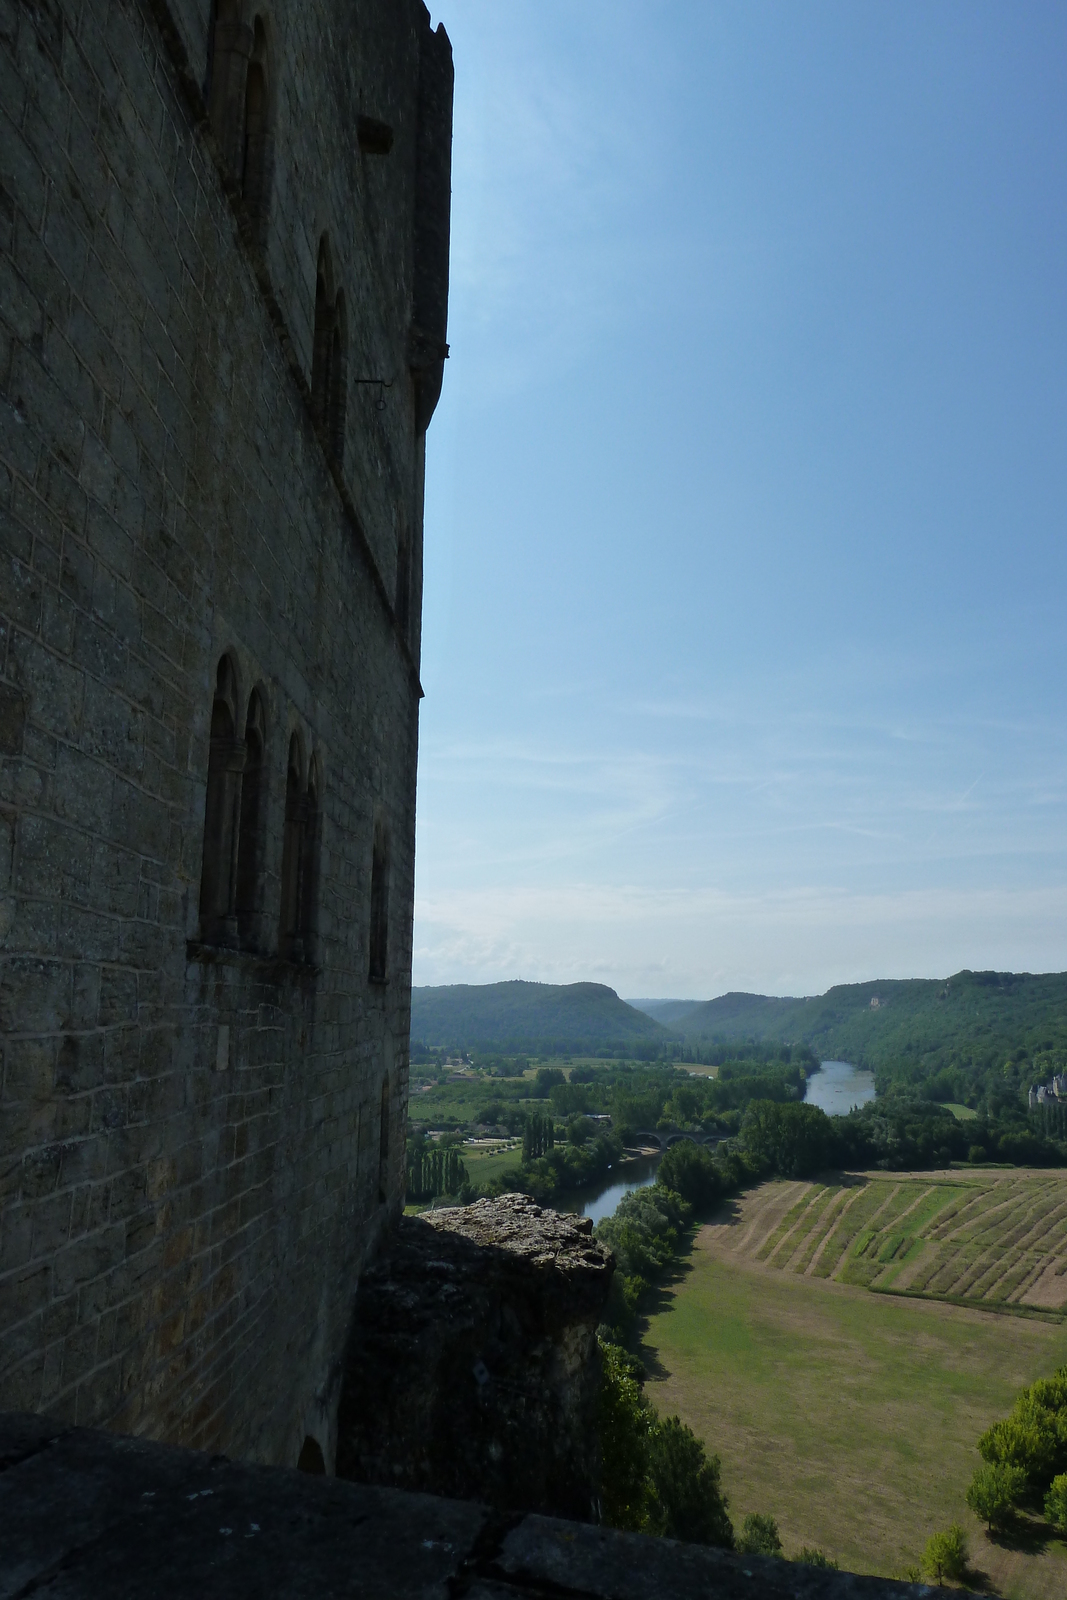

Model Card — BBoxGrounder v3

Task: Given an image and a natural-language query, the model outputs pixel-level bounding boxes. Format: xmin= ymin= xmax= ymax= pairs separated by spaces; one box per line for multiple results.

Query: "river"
xmin=560 ymin=1154 xmax=661 ymax=1226
xmin=804 ymin=1058 xmax=876 ymax=1115
xmin=558 ymin=1061 xmax=876 ymax=1227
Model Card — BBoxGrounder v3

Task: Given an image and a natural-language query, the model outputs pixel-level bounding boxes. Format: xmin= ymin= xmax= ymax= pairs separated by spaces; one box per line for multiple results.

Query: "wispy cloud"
xmin=417 ymin=4 xmax=1067 ymax=993
xmin=414 ymin=882 xmax=1067 ymax=996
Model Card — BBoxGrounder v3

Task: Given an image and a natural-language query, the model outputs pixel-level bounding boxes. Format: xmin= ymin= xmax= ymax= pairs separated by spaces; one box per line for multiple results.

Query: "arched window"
xmin=235 ymin=689 xmax=266 ymax=946
xmin=378 ymin=1077 xmax=390 ymax=1203
xmin=207 ymin=0 xmax=252 ymax=180
xmin=368 ymin=822 xmax=389 ymax=983
xmin=278 ymin=734 xmax=305 ymax=961
xmin=241 ymin=17 xmax=271 ymax=232
xmin=297 ymin=1436 xmax=325 ymax=1474
xmin=329 ymin=290 xmax=348 ymax=470
xmin=199 ymin=655 xmax=244 ymax=946
xmin=299 ymin=759 xmax=321 ymax=963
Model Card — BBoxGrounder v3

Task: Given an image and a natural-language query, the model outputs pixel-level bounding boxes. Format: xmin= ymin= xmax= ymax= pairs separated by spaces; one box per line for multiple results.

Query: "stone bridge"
xmin=630 ymin=1129 xmax=726 ymax=1151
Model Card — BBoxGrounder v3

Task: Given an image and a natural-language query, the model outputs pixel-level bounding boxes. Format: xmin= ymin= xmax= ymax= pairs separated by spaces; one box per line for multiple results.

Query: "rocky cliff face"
xmin=336 ymin=1195 xmax=614 ymax=1519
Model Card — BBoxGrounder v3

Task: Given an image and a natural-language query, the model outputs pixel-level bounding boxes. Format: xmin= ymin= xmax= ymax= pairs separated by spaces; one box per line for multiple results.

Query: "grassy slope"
xmin=677 ymin=970 xmax=1067 ymax=1069
xmin=641 ymin=1194 xmax=1067 ymax=1598
xmin=458 ymin=1142 xmax=524 ymax=1187
xmin=411 ymin=981 xmax=670 ymax=1048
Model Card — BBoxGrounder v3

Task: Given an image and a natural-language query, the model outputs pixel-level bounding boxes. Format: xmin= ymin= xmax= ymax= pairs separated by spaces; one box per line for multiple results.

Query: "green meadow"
xmin=641 ymin=1201 xmax=1067 ymax=1597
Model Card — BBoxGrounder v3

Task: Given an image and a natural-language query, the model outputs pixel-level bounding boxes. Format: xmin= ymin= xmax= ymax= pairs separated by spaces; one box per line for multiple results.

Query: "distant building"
xmin=1030 ymin=1075 xmax=1067 ymax=1109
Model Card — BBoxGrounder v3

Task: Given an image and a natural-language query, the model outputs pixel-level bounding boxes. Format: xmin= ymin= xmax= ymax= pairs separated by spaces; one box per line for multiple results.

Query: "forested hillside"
xmin=626 ymin=998 xmax=703 ymax=1026
xmin=410 ymin=980 xmax=669 ymax=1052
xmin=666 ymin=970 xmax=1067 ymax=1112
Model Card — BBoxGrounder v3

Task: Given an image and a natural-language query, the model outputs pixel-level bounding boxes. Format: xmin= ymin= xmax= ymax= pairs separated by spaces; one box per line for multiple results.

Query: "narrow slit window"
xmin=368 ymin=823 xmax=389 ymax=983
xmin=199 ymin=656 xmax=244 ymax=946
xmin=378 ymin=1077 xmax=390 ymax=1202
xmin=395 ymin=520 xmax=411 ymax=638
xmin=329 ymin=290 xmax=347 ymax=469
xmin=279 ymin=735 xmax=305 ymax=960
xmin=235 ymin=690 xmax=265 ymax=946
xmin=299 ymin=761 xmax=321 ymax=962
xmin=208 ymin=0 xmax=251 ymax=180
xmin=311 ymin=237 xmax=334 ymax=435
xmin=241 ymin=18 xmax=271 ymax=231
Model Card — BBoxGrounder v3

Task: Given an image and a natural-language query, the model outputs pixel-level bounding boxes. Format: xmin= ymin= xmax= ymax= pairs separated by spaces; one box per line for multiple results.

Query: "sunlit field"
xmin=641 ymin=1176 xmax=1067 ymax=1597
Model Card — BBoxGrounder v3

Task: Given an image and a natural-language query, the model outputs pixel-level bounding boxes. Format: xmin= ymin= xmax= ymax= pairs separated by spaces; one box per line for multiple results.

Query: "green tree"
xmin=534 ymin=1065 xmax=565 ymax=1097
xmin=522 ymin=1112 xmax=555 ymax=1164
xmin=1044 ymin=1472 xmax=1067 ymax=1530
xmin=978 ymin=1414 xmax=1058 ymax=1488
xmin=736 ymin=1513 xmax=781 ymax=1556
xmin=567 ymin=1114 xmax=594 ymax=1146
xmin=646 ymin=1416 xmax=734 ymax=1548
xmin=657 ymin=1142 xmax=720 ymax=1209
xmin=739 ymin=1100 xmax=836 ymax=1179
xmin=966 ymin=1461 xmax=1025 ymax=1531
xmin=921 ymin=1525 xmax=968 ymax=1586
xmin=596 ymin=1340 xmax=654 ymax=1532
xmin=795 ymin=1548 xmax=839 ymax=1569
xmin=976 ymin=1364 xmax=1067 ymax=1497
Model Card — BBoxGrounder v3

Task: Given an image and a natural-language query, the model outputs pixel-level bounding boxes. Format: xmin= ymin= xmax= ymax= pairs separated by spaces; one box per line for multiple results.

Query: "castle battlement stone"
xmin=337 ymin=1195 xmax=614 ymax=1518
xmin=0 ymin=1411 xmax=955 ymax=1599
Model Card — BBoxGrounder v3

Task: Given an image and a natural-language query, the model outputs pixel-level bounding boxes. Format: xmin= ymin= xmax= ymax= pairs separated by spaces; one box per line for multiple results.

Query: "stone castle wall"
xmin=0 ymin=0 xmax=451 ymax=1467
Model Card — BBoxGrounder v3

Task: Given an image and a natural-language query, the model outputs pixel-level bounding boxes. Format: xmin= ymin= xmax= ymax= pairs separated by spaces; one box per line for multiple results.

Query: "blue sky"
xmin=413 ymin=1 xmax=1067 ymax=1000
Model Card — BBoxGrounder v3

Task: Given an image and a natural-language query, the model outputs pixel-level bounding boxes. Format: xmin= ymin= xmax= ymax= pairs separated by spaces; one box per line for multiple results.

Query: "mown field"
xmin=458 ymin=1140 xmax=524 ymax=1186
xmin=715 ymin=1169 xmax=1067 ymax=1312
xmin=641 ymin=1171 xmax=1067 ymax=1597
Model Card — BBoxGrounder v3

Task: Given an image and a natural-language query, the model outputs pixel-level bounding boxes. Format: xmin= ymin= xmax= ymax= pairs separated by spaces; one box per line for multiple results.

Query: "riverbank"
xmin=559 ymin=1153 xmax=661 ymax=1225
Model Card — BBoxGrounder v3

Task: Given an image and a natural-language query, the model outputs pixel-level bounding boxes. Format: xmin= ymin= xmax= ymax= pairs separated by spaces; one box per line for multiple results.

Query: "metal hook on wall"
xmin=354 ymin=378 xmax=394 ymax=412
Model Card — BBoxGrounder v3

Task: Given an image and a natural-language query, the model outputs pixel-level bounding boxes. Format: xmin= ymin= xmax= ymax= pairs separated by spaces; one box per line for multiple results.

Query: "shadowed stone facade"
xmin=0 ymin=0 xmax=451 ymax=1468
xmin=338 ymin=1196 xmax=614 ymax=1519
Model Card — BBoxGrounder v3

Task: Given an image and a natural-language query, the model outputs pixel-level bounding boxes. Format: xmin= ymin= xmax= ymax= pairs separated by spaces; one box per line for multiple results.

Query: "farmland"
xmin=640 ymin=1170 xmax=1067 ymax=1596
xmin=708 ymin=1169 xmax=1067 ymax=1312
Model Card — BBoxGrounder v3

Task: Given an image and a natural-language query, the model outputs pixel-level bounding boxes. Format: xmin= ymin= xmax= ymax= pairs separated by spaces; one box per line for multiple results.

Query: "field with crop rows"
xmin=705 ymin=1169 xmax=1067 ymax=1313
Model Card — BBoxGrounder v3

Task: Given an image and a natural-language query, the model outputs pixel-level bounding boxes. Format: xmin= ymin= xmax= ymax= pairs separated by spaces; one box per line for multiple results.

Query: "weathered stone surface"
xmin=0 ymin=1413 xmax=486 ymax=1600
xmin=0 ymin=0 xmax=451 ymax=1466
xmin=337 ymin=1195 xmax=614 ymax=1519
xmin=492 ymin=1516 xmax=946 ymax=1600
xmin=0 ymin=1413 xmax=969 ymax=1599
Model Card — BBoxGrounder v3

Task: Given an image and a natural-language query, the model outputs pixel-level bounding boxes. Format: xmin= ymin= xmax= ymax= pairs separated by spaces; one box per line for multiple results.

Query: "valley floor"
xmin=640 ymin=1171 xmax=1067 ymax=1598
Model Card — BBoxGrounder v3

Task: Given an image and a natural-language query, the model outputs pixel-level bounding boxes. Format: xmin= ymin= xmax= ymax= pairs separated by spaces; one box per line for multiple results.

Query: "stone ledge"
xmin=337 ymin=1195 xmax=613 ymax=1516
xmin=0 ymin=1413 xmax=963 ymax=1598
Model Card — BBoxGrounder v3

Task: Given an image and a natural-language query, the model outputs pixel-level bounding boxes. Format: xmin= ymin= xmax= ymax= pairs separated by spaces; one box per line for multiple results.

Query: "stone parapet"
xmin=337 ymin=1194 xmax=613 ymax=1519
xmin=0 ymin=1411 xmax=966 ymax=1599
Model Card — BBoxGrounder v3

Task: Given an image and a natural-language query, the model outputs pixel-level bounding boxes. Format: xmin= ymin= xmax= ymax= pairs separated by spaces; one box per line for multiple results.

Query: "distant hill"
xmin=676 ymin=971 xmax=1067 ymax=1073
xmin=627 ymin=998 xmax=703 ymax=1026
xmin=410 ymin=981 xmax=670 ymax=1051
